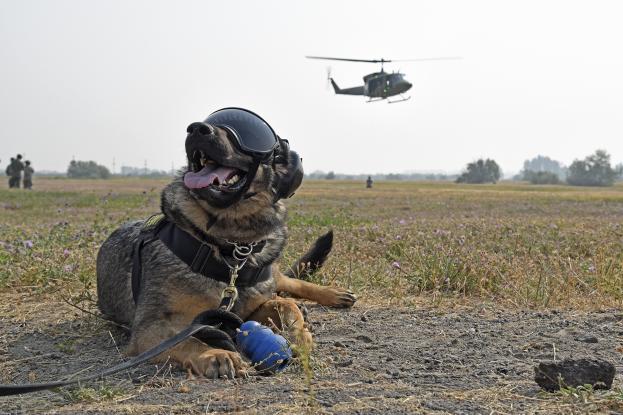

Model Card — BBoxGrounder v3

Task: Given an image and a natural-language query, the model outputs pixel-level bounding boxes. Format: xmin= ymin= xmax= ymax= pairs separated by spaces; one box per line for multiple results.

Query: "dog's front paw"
xmin=319 ymin=287 xmax=357 ymax=308
xmin=182 ymin=349 xmax=248 ymax=379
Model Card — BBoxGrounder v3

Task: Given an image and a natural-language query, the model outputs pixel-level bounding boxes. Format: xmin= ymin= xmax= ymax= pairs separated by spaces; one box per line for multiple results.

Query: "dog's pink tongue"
xmin=184 ymin=165 xmax=237 ymax=189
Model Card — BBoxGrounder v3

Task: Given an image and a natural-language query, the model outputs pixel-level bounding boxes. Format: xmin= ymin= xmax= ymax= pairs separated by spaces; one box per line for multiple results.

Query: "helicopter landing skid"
xmin=366 ymin=97 xmax=385 ymax=103
xmin=388 ymin=95 xmax=411 ymax=104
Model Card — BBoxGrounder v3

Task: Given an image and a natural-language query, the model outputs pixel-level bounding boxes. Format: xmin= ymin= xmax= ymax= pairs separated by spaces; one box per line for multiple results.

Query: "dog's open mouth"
xmin=184 ymin=150 xmax=247 ymax=191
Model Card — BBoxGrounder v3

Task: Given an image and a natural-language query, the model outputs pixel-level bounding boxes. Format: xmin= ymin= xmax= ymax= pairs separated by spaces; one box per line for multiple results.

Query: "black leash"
xmin=0 ymin=309 xmax=242 ymax=397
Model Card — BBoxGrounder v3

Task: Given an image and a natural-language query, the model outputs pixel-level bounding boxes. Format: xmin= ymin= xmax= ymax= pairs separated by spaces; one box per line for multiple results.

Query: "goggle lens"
xmin=204 ymin=108 xmax=278 ymax=157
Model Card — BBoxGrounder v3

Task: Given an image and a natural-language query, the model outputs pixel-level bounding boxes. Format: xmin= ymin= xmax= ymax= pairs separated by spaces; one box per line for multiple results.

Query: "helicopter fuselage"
xmin=363 ymin=71 xmax=412 ymax=98
xmin=328 ymin=70 xmax=412 ymax=100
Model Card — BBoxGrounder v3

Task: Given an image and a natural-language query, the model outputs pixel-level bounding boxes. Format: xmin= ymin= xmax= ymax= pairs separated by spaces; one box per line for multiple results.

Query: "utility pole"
xmin=112 ymin=157 xmax=116 ymax=175
xmin=144 ymin=160 xmax=147 ymax=176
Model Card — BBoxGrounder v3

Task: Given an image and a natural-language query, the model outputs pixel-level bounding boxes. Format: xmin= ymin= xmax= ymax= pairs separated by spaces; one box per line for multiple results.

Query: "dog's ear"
xmin=272 ymin=137 xmax=303 ymax=201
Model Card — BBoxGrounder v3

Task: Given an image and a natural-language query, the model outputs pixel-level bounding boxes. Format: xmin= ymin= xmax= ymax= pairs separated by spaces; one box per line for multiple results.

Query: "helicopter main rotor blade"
xmin=306 ymin=56 xmax=463 ymax=63
xmin=391 ymin=57 xmax=463 ymax=62
xmin=306 ymin=56 xmax=390 ymax=63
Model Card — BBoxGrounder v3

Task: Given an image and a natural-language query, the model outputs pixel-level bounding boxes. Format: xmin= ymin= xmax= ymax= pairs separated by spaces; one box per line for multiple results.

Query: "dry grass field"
xmin=1 ymin=177 xmax=622 ymax=414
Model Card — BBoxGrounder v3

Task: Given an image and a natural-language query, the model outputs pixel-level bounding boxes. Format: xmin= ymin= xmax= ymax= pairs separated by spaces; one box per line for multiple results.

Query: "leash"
xmin=0 ymin=309 xmax=242 ymax=397
xmin=0 ymin=241 xmax=258 ymax=397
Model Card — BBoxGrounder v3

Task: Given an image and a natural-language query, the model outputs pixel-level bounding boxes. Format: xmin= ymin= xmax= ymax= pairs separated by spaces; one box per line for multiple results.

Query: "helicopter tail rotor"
xmin=326 ymin=66 xmax=332 ymax=90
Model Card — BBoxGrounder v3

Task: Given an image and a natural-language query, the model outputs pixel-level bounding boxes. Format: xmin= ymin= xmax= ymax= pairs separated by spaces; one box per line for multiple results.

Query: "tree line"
xmin=455 ymin=150 xmax=622 ymax=186
xmin=66 ymin=161 xmax=171 ymax=179
xmin=64 ymin=150 xmax=623 ymax=186
xmin=307 ymin=150 xmax=622 ymax=187
xmin=307 ymin=171 xmax=459 ymax=181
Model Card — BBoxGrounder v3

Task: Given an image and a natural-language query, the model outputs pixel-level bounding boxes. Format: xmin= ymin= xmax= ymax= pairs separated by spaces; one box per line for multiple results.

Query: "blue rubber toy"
xmin=236 ymin=321 xmax=292 ymax=373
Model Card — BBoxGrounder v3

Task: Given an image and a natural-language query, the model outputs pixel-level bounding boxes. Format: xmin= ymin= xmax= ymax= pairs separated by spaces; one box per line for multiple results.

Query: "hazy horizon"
xmin=2 ymin=1 xmax=622 ymax=175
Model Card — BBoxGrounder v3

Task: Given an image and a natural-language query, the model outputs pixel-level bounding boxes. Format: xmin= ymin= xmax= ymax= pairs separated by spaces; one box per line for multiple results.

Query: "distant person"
xmin=10 ymin=154 xmax=25 ymax=188
xmin=5 ymin=157 xmax=15 ymax=188
xmin=366 ymin=175 xmax=373 ymax=188
xmin=23 ymin=160 xmax=34 ymax=189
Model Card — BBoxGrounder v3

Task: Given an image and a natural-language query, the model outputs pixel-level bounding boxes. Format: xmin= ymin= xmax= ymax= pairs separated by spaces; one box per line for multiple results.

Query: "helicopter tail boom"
xmin=329 ymin=78 xmax=365 ymax=96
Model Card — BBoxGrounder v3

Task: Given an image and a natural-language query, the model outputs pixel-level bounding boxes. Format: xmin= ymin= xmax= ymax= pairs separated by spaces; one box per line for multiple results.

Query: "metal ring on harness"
xmin=229 ymin=241 xmax=257 ymax=261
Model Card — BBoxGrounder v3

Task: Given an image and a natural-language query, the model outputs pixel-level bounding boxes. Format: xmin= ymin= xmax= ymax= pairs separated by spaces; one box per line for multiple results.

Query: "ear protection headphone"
xmin=272 ymin=137 xmax=303 ymax=201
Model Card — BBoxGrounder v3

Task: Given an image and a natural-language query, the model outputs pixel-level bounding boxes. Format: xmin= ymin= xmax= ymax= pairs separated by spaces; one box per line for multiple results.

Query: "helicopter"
xmin=306 ymin=56 xmax=462 ymax=103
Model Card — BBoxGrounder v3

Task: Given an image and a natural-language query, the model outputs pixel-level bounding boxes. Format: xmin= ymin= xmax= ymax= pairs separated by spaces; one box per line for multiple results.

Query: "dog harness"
xmin=131 ymin=214 xmax=272 ymax=304
xmin=0 ymin=215 xmax=274 ymax=396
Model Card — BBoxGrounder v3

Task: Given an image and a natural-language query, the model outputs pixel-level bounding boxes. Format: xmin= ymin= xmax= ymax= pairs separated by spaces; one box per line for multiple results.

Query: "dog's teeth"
xmin=224 ymin=175 xmax=239 ymax=186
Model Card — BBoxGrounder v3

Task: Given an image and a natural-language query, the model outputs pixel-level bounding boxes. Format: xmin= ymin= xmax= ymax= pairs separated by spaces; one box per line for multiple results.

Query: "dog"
xmin=96 ymin=108 xmax=356 ymax=378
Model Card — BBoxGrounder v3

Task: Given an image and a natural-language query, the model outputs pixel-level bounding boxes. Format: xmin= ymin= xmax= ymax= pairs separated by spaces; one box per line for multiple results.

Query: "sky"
xmin=1 ymin=0 xmax=622 ymax=176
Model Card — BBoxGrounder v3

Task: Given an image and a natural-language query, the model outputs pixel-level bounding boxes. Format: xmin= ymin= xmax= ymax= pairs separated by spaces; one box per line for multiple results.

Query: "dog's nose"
xmin=186 ymin=122 xmax=214 ymax=136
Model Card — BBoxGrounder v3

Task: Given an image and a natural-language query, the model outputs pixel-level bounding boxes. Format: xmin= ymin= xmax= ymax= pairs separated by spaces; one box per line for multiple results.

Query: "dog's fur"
xmin=96 ymin=125 xmax=356 ymax=378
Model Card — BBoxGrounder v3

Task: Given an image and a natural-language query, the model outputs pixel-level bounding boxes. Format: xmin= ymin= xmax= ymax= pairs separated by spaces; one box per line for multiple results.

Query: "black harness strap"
xmin=131 ymin=217 xmax=272 ymax=303
xmin=131 ymin=217 xmax=167 ymax=303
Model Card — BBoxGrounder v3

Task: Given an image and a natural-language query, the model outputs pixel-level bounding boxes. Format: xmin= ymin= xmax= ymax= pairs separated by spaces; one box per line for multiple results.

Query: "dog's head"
xmin=182 ymin=108 xmax=303 ymax=211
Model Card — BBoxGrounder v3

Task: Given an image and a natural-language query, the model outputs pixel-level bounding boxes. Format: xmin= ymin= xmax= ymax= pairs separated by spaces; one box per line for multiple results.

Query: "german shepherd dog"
xmin=96 ymin=109 xmax=356 ymax=378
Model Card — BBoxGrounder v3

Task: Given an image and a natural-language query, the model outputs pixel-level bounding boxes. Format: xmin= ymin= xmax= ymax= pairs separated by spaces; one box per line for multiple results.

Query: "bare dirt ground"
xmin=1 ymin=294 xmax=622 ymax=414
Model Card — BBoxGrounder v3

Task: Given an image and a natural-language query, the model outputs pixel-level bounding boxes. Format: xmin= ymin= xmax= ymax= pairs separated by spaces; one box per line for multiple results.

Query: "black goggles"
xmin=204 ymin=107 xmax=278 ymax=159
